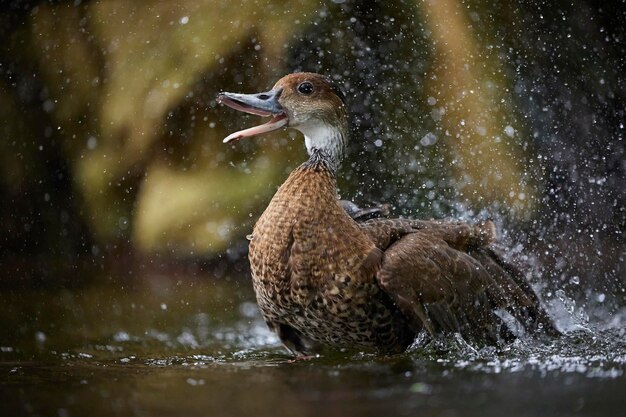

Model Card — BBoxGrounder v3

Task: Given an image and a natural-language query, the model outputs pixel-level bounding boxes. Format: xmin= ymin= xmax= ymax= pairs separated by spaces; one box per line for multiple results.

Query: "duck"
xmin=217 ymin=72 xmax=559 ymax=355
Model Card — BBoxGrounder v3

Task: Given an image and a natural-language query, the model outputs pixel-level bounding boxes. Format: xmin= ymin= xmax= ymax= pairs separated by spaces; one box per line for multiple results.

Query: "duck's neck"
xmin=298 ymin=121 xmax=347 ymax=174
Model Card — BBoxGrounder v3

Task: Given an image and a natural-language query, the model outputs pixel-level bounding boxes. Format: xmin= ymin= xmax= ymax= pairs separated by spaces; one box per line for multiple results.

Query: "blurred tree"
xmin=0 ymin=0 xmax=623 ymax=304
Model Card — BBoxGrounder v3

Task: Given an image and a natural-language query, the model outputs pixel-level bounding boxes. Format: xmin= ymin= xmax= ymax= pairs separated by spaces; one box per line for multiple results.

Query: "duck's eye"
xmin=297 ymin=81 xmax=314 ymax=95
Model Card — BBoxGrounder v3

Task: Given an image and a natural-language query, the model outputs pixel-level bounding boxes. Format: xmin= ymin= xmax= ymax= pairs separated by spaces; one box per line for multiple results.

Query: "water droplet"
xmin=35 ymin=331 xmax=46 ymax=344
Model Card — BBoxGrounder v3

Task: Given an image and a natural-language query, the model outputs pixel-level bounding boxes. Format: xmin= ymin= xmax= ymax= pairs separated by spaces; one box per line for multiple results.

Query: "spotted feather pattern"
xmin=248 ymin=162 xmax=558 ymax=355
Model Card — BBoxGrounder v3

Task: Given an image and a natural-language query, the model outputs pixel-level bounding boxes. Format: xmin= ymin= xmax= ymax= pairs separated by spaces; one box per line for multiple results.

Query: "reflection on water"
xmin=1 ymin=276 xmax=624 ymax=417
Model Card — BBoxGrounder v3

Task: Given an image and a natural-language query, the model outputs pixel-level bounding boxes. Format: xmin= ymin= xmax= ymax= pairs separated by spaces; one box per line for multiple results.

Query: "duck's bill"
xmin=217 ymin=88 xmax=288 ymax=143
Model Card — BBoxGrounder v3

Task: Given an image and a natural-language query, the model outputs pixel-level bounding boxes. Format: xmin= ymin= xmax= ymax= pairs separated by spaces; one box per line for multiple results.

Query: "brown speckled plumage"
xmin=248 ymin=159 xmax=414 ymax=353
xmin=218 ymin=72 xmax=559 ymax=355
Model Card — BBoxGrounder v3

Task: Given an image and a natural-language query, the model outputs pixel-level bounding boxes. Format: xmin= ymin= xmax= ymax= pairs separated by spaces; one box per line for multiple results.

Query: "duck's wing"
xmin=469 ymin=246 xmax=560 ymax=337
xmin=361 ymin=218 xmax=560 ymax=343
xmin=359 ymin=218 xmax=495 ymax=251
xmin=374 ymin=230 xmax=505 ymax=343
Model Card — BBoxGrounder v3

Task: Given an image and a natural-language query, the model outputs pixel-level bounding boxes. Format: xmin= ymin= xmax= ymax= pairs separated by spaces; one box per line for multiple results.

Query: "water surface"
xmin=1 ymin=276 xmax=624 ymax=417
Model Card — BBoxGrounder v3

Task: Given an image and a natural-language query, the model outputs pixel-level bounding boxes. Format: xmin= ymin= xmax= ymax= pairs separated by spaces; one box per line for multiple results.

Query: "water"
xmin=1 ymin=275 xmax=625 ymax=417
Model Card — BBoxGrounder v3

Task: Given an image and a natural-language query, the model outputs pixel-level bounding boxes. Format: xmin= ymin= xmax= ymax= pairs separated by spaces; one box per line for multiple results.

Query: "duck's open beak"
xmin=217 ymin=88 xmax=288 ymax=143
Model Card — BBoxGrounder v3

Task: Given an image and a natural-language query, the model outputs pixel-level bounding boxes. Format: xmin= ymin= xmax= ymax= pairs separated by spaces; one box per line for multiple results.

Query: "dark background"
xmin=0 ymin=0 xmax=624 ymax=311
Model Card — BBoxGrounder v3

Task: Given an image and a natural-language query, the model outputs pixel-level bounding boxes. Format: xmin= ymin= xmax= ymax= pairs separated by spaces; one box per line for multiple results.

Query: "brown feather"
xmin=248 ymin=161 xmax=558 ymax=354
xmin=250 ymin=164 xmax=414 ymax=353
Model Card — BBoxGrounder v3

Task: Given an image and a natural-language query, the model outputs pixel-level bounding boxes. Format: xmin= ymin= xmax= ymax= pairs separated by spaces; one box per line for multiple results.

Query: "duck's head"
xmin=217 ymin=72 xmax=348 ymax=169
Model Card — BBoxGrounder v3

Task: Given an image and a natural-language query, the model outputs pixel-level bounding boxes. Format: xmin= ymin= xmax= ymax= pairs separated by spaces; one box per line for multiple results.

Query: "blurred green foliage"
xmin=1 ymin=0 xmax=624 ymax=294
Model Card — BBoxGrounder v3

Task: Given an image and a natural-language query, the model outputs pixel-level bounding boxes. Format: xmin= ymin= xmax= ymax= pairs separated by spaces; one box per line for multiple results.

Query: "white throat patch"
xmin=297 ymin=121 xmax=345 ymax=168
